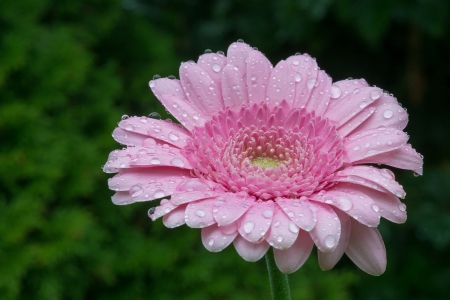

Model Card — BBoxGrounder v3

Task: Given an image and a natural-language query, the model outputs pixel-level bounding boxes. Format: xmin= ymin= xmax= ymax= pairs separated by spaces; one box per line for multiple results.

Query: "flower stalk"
xmin=265 ymin=250 xmax=291 ymax=300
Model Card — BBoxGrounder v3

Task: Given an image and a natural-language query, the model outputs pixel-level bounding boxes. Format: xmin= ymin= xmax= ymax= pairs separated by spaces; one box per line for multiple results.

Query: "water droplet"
xmin=274 ymin=221 xmax=280 ymax=227
xmin=330 ymin=85 xmax=341 ymax=98
xmin=277 ymin=235 xmax=284 ymax=243
xmin=121 ymin=115 xmax=129 ymax=120
xmin=287 ymin=211 xmax=294 ymax=218
xmin=195 ymin=209 xmax=205 ymax=217
xmin=129 ymin=185 xmax=143 ymax=197
xmin=150 ymin=158 xmax=161 ymax=165
xmin=125 ymin=124 xmax=134 ymax=131
xmin=371 ymin=204 xmax=380 ymax=212
xmin=398 ymin=203 xmax=407 ymax=211
xmin=359 ymin=101 xmax=368 ymax=109
xmin=204 ymin=49 xmax=212 ymax=53
xmin=354 ymin=145 xmax=361 ymax=151
xmin=262 ymin=210 xmax=273 ymax=219
xmin=370 ymin=90 xmax=381 ymax=100
xmin=192 ymin=114 xmax=199 ymax=120
xmin=168 ymin=75 xmax=176 ymax=79
xmin=325 ymin=235 xmax=336 ymax=248
xmin=153 ymin=189 xmax=165 ymax=198
xmin=168 ymin=131 xmax=179 ymax=141
xmin=208 ymin=238 xmax=214 ymax=246
xmin=149 ymin=80 xmax=156 ymax=88
xmin=171 ymin=158 xmax=184 ymax=167
xmin=294 ymin=73 xmax=302 ymax=82
xmin=243 ymin=221 xmax=255 ymax=233
xmin=212 ymin=64 xmax=221 ymax=72
xmin=307 ymin=79 xmax=316 ymax=90
xmin=337 ymin=196 xmax=352 ymax=211
xmin=148 ymin=112 xmax=161 ymax=120
xmin=383 ymin=109 xmax=393 ymax=119
xmin=148 ymin=207 xmax=156 ymax=215
xmin=292 ymin=60 xmax=299 ymax=66
xmin=289 ymin=222 xmax=299 ymax=233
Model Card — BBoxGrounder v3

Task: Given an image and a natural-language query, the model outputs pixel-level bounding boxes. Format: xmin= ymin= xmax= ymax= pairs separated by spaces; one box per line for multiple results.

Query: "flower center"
xmin=182 ymin=103 xmax=344 ymax=200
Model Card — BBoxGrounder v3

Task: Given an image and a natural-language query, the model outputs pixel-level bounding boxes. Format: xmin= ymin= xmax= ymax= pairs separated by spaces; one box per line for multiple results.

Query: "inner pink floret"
xmin=182 ymin=103 xmax=344 ymax=200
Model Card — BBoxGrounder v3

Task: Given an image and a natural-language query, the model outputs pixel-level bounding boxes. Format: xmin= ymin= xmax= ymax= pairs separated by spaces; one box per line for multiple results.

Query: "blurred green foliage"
xmin=1 ymin=0 xmax=449 ymax=299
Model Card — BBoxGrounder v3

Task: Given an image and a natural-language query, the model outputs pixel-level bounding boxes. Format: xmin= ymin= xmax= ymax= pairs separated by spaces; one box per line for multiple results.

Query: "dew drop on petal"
xmin=121 ymin=115 xmax=129 ymax=120
xmin=371 ymin=204 xmax=380 ymax=212
xmin=125 ymin=124 xmax=134 ymax=131
xmin=129 ymin=185 xmax=143 ymax=197
xmin=154 ymin=189 xmax=165 ymax=198
xmin=170 ymin=158 xmax=184 ymax=167
xmin=168 ymin=131 xmax=179 ymax=141
xmin=383 ymin=109 xmax=394 ymax=119
xmin=330 ymin=85 xmax=341 ymax=99
xmin=208 ymin=238 xmax=214 ymax=246
xmin=398 ymin=203 xmax=407 ymax=211
xmin=359 ymin=101 xmax=368 ymax=109
xmin=195 ymin=209 xmax=205 ymax=217
xmin=292 ymin=60 xmax=299 ymax=66
xmin=289 ymin=222 xmax=299 ymax=233
xmin=262 ymin=210 xmax=273 ymax=219
xmin=370 ymin=90 xmax=381 ymax=100
xmin=277 ymin=235 xmax=284 ymax=243
xmin=150 ymin=157 xmax=161 ymax=165
xmin=337 ymin=196 xmax=352 ymax=211
xmin=294 ymin=72 xmax=302 ymax=82
xmin=325 ymin=235 xmax=336 ymax=248
xmin=307 ymin=79 xmax=316 ymax=90
xmin=243 ymin=221 xmax=255 ymax=233
xmin=148 ymin=112 xmax=161 ymax=120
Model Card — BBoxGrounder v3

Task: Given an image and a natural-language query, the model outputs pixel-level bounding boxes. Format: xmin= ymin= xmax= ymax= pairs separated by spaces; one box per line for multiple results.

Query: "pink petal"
xmin=238 ymin=200 xmax=275 ymax=243
xmin=285 ymin=54 xmax=319 ymax=109
xmin=265 ymin=205 xmax=300 ymax=250
xmin=357 ymin=144 xmax=423 ymax=175
xmin=128 ymin=145 xmax=191 ymax=170
xmin=201 ymin=224 xmax=238 ymax=252
xmin=171 ymin=191 xmax=220 ymax=205
xmin=112 ymin=128 xmax=147 ymax=147
xmin=213 ymin=193 xmax=255 ymax=226
xmin=221 ymin=64 xmax=248 ymax=107
xmin=318 ymin=209 xmax=351 ymax=271
xmin=150 ymin=78 xmax=207 ymax=130
xmin=275 ymin=197 xmax=316 ymax=232
xmin=266 ymin=60 xmax=295 ymax=107
xmin=308 ymin=202 xmax=341 ymax=253
xmin=226 ymin=41 xmax=252 ymax=77
xmin=324 ymin=87 xmax=382 ymax=127
xmin=333 ymin=165 xmax=406 ymax=198
xmin=159 ymin=94 xmax=206 ymax=131
xmin=180 ymin=62 xmax=224 ymax=115
xmin=246 ymin=49 xmax=273 ymax=104
xmin=305 ymin=70 xmax=332 ymax=116
xmin=344 ymin=128 xmax=409 ymax=163
xmin=108 ymin=168 xmax=191 ymax=191
xmin=345 ymin=219 xmax=386 ymax=276
xmin=337 ymin=106 xmax=376 ymax=137
xmin=311 ymin=183 xmax=380 ymax=227
xmin=149 ymin=199 xmax=177 ymax=221
xmin=197 ymin=52 xmax=227 ymax=82
xmin=326 ymin=78 xmax=369 ymax=111
xmin=118 ymin=116 xmax=190 ymax=148
xmin=273 ymin=230 xmax=314 ymax=274
xmin=218 ymin=222 xmax=239 ymax=235
xmin=355 ymin=93 xmax=408 ymax=132
xmin=184 ymin=198 xmax=216 ymax=228
xmin=348 ymin=185 xmax=407 ymax=224
xmin=111 ymin=191 xmax=134 ymax=205
xmin=233 ymin=236 xmax=270 ymax=262
xmin=162 ymin=204 xmax=187 ymax=228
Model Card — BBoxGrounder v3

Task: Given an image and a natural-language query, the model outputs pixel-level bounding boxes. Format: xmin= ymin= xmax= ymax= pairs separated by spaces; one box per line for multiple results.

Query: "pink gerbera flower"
xmin=104 ymin=41 xmax=423 ymax=276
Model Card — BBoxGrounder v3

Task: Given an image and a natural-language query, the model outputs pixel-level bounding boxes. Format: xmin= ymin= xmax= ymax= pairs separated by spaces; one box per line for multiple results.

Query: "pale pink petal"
xmin=246 ymin=49 xmax=273 ymax=104
xmin=218 ymin=222 xmax=239 ymax=235
xmin=324 ymin=87 xmax=382 ymax=127
xmin=128 ymin=146 xmax=191 ymax=170
xmin=108 ymin=168 xmax=191 ymax=192
xmin=112 ymin=128 xmax=147 ymax=147
xmin=311 ymin=183 xmax=380 ymax=227
xmin=266 ymin=205 xmax=300 ymax=250
xmin=326 ymin=79 xmax=369 ymax=111
xmin=308 ymin=202 xmax=341 ymax=253
xmin=197 ymin=52 xmax=227 ymax=82
xmin=180 ymin=62 xmax=224 ymax=115
xmin=213 ymin=193 xmax=255 ymax=226
xmin=149 ymin=199 xmax=177 ymax=221
xmin=285 ymin=54 xmax=319 ymax=109
xmin=344 ymin=128 xmax=409 ymax=163
xmin=111 ymin=191 xmax=135 ymax=205
xmin=185 ymin=198 xmax=216 ymax=228
xmin=171 ymin=191 xmax=221 ymax=206
xmin=159 ymin=94 xmax=206 ymax=131
xmin=348 ymin=185 xmax=407 ymax=224
xmin=226 ymin=41 xmax=252 ymax=77
xmin=332 ymin=165 xmax=406 ymax=198
xmin=337 ymin=106 xmax=376 ymax=137
xmin=345 ymin=219 xmax=386 ymax=276
xmin=201 ymin=224 xmax=238 ymax=252
xmin=355 ymin=93 xmax=408 ymax=132
xmin=221 ymin=64 xmax=248 ymax=107
xmin=276 ymin=197 xmax=316 ymax=232
xmin=357 ymin=144 xmax=423 ymax=175
xmin=238 ymin=200 xmax=275 ymax=243
xmin=163 ymin=204 xmax=187 ymax=228
xmin=266 ymin=60 xmax=295 ymax=107
xmin=305 ymin=70 xmax=332 ymax=116
xmin=118 ymin=116 xmax=190 ymax=148
xmin=233 ymin=236 xmax=270 ymax=262
xmin=318 ymin=209 xmax=351 ymax=271
xmin=273 ymin=230 xmax=314 ymax=274
xmin=150 ymin=78 xmax=207 ymax=130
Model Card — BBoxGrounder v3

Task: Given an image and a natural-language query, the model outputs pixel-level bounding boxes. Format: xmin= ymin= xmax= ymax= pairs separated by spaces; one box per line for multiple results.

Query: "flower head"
xmin=104 ymin=41 xmax=423 ymax=275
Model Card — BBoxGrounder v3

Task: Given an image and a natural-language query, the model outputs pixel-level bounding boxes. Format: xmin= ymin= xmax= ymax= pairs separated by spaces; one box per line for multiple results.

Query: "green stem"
xmin=265 ymin=249 xmax=291 ymax=300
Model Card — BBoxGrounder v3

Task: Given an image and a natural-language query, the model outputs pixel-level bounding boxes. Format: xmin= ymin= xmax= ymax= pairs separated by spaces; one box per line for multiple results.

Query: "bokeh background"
xmin=1 ymin=0 xmax=449 ymax=299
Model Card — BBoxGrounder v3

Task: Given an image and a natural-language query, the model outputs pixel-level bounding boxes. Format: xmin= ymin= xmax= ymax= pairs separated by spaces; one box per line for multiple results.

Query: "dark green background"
xmin=1 ymin=0 xmax=449 ymax=299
